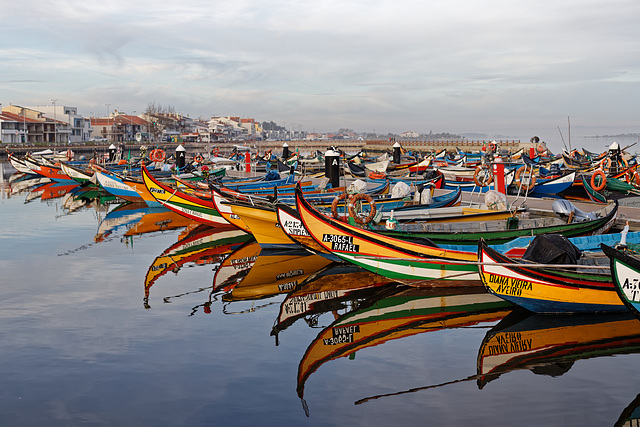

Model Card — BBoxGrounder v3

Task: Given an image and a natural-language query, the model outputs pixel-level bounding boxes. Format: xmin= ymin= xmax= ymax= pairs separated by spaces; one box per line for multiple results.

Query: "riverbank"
xmin=1 ymin=138 xmax=532 ymax=160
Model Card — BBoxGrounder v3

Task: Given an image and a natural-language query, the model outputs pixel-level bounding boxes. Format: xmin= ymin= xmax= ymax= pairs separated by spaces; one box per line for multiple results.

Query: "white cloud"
xmin=1 ymin=0 xmax=640 ymax=139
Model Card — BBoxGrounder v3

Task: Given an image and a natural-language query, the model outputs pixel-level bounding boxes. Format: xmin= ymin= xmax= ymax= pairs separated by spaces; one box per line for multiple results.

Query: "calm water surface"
xmin=2 ymin=162 xmax=640 ymax=426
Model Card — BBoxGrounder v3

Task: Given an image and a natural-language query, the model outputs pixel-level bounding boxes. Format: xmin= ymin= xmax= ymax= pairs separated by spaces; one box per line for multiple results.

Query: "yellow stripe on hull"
xmin=298 ymin=195 xmax=475 ymax=262
xmin=230 ymin=204 xmax=294 ymax=247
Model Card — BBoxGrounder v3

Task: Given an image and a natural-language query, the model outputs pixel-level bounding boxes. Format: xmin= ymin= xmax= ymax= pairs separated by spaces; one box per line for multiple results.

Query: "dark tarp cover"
xmin=276 ymin=159 xmax=290 ymax=172
xmin=521 ymin=234 xmax=582 ymax=265
xmin=347 ymin=162 xmax=366 ymax=177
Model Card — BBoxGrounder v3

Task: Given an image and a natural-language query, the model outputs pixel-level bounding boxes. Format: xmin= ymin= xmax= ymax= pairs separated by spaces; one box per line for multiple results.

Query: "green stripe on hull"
xmin=338 ymin=253 xmax=479 ymax=281
xmin=160 ymin=199 xmax=227 ymax=224
xmin=336 ymin=294 xmax=509 ymax=325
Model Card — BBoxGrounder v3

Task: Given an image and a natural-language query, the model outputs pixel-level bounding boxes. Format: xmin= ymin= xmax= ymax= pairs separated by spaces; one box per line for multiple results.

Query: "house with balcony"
xmin=207 ymin=116 xmax=248 ymax=141
xmin=239 ymin=118 xmax=263 ymax=141
xmin=1 ymin=105 xmax=57 ymax=144
xmin=0 ymin=109 xmax=26 ymax=144
xmin=90 ymin=117 xmax=116 ymax=141
xmin=113 ymin=113 xmax=149 ymax=142
xmin=34 ymin=105 xmax=90 ymax=143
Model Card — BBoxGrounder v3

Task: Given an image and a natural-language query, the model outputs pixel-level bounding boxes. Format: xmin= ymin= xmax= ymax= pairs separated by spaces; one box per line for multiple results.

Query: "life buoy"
xmin=331 ymin=193 xmax=348 ymax=219
xmin=626 ymin=170 xmax=635 ymax=185
xmin=194 ymin=155 xmax=203 ymax=163
xmin=599 ymin=157 xmax=612 ymax=171
xmin=66 ymin=149 xmax=73 ymax=161
xmin=368 ymin=171 xmax=386 ymax=179
xmin=591 ymin=169 xmax=607 ymax=191
xmin=633 ymin=171 xmax=640 ymax=187
xmin=515 ymin=165 xmax=537 ymax=191
xmin=473 ymin=165 xmax=493 ymax=187
xmin=150 ymin=149 xmax=166 ymax=163
xmin=489 ymin=142 xmax=497 ymax=152
xmin=536 ymin=144 xmax=545 ymax=154
xmin=602 ymin=156 xmax=629 ymax=171
xmin=348 ymin=193 xmax=376 ymax=224
xmin=212 ymin=148 xmax=220 ymax=157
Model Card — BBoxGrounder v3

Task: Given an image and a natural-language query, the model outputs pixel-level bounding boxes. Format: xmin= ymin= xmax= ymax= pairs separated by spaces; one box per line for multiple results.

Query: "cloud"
xmin=1 ymin=0 xmax=640 ymax=138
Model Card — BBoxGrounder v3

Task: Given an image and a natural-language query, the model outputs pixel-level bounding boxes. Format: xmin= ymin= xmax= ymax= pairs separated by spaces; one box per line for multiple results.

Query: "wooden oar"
xmin=355 ymin=373 xmax=481 ymax=405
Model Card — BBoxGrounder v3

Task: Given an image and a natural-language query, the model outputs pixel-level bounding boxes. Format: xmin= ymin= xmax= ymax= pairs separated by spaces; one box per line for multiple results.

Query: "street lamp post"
xmin=22 ymin=108 xmax=26 ymax=144
xmin=51 ymin=99 xmax=58 ymax=146
xmin=105 ymin=103 xmax=111 ymax=142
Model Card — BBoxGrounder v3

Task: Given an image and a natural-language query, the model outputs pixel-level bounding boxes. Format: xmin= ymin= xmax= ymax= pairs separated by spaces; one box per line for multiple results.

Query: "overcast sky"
xmin=2 ymin=0 xmax=639 ymax=145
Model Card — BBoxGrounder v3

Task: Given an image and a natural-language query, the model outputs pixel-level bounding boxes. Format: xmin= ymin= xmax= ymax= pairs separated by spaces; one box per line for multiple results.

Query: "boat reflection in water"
xmin=62 ymin=185 xmax=118 ymax=213
xmin=212 ymin=241 xmax=262 ymax=294
xmin=9 ymin=174 xmax=51 ymax=196
xmin=272 ymin=264 xmax=398 ymax=341
xmin=616 ymin=393 xmax=640 ymax=427
xmin=297 ymin=285 xmax=512 ymax=415
xmin=94 ymin=202 xmax=193 ymax=243
xmin=476 ymin=309 xmax=640 ymax=388
xmin=144 ymin=223 xmax=253 ymax=308
xmin=220 ymin=249 xmax=334 ymax=313
xmin=39 ymin=181 xmax=80 ymax=201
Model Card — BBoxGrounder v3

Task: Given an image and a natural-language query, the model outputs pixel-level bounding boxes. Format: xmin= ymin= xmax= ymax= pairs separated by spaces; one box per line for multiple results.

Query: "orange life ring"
xmin=633 ymin=171 xmax=640 ymax=187
xmin=620 ymin=157 xmax=629 ymax=169
xmin=66 ymin=149 xmax=73 ymax=161
xmin=368 ymin=171 xmax=386 ymax=179
xmin=331 ymin=193 xmax=348 ymax=219
xmin=536 ymin=144 xmax=545 ymax=154
xmin=348 ymin=193 xmax=376 ymax=224
xmin=591 ymin=169 xmax=607 ymax=191
xmin=626 ymin=170 xmax=636 ymax=185
xmin=599 ymin=157 xmax=612 ymax=170
xmin=212 ymin=148 xmax=220 ymax=157
xmin=194 ymin=155 xmax=203 ymax=163
xmin=619 ymin=156 xmax=629 ymax=169
xmin=473 ymin=165 xmax=493 ymax=187
xmin=489 ymin=142 xmax=496 ymax=152
xmin=150 ymin=149 xmax=166 ymax=163
xmin=515 ymin=165 xmax=537 ymax=191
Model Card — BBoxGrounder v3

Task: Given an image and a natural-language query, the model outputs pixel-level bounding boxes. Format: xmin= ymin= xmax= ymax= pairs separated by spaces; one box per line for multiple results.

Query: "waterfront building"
xmin=1 ymin=105 xmax=58 ymax=144
xmin=31 ymin=105 xmax=90 ymax=143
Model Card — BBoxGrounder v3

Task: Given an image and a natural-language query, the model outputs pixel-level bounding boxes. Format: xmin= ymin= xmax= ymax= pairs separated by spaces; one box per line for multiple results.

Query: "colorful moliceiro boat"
xmin=478 ymin=239 xmax=626 ymax=314
xmin=602 ymin=244 xmax=640 ymax=319
xmin=371 ymin=199 xmax=618 ymax=246
xmin=294 ymin=186 xmax=481 ymax=285
xmin=141 ymin=165 xmax=231 ymax=226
